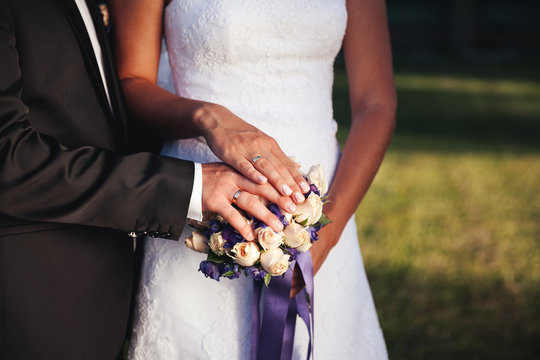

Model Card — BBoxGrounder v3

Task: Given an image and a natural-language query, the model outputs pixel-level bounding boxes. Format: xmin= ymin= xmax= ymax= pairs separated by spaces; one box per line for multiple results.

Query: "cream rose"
xmin=260 ymin=248 xmax=290 ymax=276
xmin=209 ymin=231 xmax=227 ymax=256
xmin=283 ymin=221 xmax=311 ymax=250
xmin=280 ymin=209 xmax=293 ymax=223
xmin=229 ymin=241 xmax=261 ymax=266
xmin=294 ymin=192 xmax=323 ymax=225
xmin=256 ymin=227 xmax=284 ymax=250
xmin=307 ymin=164 xmax=328 ymax=195
xmin=185 ymin=231 xmax=210 ymax=254
xmin=296 ymin=240 xmax=313 ymax=252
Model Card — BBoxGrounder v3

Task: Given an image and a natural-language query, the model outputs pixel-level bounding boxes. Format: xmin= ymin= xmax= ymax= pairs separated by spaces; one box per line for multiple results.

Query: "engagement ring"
xmin=251 ymin=155 xmax=262 ymax=164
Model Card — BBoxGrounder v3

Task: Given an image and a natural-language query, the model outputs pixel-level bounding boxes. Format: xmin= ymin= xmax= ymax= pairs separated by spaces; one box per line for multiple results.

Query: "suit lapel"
xmin=55 ymin=0 xmax=125 ymax=149
xmin=85 ymin=0 xmax=129 ymax=150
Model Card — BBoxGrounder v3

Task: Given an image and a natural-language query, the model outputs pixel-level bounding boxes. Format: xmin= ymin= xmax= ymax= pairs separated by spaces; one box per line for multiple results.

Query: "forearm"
xmin=325 ymin=104 xmax=395 ymax=231
xmin=121 ymin=77 xmax=213 ymax=140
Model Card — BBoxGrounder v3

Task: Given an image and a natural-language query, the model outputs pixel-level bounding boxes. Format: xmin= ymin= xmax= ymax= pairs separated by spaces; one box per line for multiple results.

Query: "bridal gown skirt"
xmin=129 ymin=0 xmax=387 ymax=358
xmin=128 ymin=139 xmax=387 ymax=360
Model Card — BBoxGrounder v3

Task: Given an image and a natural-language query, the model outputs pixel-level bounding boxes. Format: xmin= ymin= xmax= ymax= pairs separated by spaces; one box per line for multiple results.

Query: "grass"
xmin=333 ymin=62 xmax=540 ymax=359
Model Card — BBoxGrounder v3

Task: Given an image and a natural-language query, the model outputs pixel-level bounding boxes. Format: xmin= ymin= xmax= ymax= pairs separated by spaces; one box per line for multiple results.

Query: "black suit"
xmin=0 ymin=0 xmax=194 ymax=358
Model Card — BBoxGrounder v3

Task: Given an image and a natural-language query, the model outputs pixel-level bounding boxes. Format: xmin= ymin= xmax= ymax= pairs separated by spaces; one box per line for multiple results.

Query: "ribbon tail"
xmin=251 ymin=280 xmax=263 ymax=360
xmin=296 ymin=251 xmax=315 ymax=359
xmin=257 ymin=261 xmax=295 ymax=360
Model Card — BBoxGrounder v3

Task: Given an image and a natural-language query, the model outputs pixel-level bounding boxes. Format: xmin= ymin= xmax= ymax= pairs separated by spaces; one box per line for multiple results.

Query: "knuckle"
xmin=245 ymin=195 xmax=260 ymax=208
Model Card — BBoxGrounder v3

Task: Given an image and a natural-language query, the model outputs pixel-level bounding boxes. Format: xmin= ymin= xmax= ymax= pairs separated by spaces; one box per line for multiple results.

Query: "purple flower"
xmin=308 ymin=224 xmax=322 ymax=242
xmin=199 ymin=261 xmax=222 ymax=281
xmin=245 ymin=266 xmax=267 ymax=281
xmin=309 ymin=184 xmax=320 ymax=196
xmin=284 ymin=247 xmax=298 ymax=261
xmin=268 ymin=203 xmax=289 ymax=227
xmin=220 ymin=263 xmax=241 ymax=280
xmin=205 ymin=219 xmax=224 ymax=238
xmin=221 ymin=224 xmax=244 ymax=246
xmin=253 ymin=217 xmax=267 ymax=230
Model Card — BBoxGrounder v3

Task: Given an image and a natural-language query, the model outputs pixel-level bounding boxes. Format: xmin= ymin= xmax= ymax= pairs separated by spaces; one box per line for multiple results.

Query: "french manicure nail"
xmin=274 ymin=220 xmax=284 ymax=231
xmin=287 ymin=202 xmax=297 ymax=213
xmin=258 ymin=175 xmax=268 ymax=183
xmin=300 ymin=182 xmax=310 ymax=193
xmin=294 ymin=192 xmax=305 ymax=203
xmin=282 ymin=184 xmax=293 ymax=196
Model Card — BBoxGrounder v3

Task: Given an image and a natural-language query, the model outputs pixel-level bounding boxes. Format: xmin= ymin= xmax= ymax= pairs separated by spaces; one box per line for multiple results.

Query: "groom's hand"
xmin=201 ymin=163 xmax=297 ymax=240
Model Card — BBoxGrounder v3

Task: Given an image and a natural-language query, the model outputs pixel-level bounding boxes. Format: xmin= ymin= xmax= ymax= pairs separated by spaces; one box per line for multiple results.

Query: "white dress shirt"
xmin=74 ymin=0 xmax=203 ymax=222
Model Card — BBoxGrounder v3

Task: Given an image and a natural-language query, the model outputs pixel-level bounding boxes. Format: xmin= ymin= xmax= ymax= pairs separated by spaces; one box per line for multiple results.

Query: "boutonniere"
xmin=98 ymin=2 xmax=111 ymax=33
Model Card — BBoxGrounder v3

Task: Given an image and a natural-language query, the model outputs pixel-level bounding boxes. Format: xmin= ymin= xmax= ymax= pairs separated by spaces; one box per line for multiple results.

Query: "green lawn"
xmin=333 ymin=63 xmax=540 ymax=359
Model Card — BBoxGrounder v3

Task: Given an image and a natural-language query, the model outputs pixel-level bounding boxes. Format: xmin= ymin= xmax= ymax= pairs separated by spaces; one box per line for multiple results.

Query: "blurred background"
xmin=333 ymin=1 xmax=540 ymax=358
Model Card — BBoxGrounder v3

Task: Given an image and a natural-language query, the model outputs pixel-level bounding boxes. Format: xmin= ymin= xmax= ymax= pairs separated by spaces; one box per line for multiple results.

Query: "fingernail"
xmin=282 ymin=184 xmax=293 ymax=196
xmin=258 ymin=175 xmax=268 ymax=183
xmin=300 ymin=182 xmax=310 ymax=193
xmin=274 ymin=220 xmax=284 ymax=231
xmin=287 ymin=201 xmax=297 ymax=213
xmin=294 ymin=192 xmax=305 ymax=203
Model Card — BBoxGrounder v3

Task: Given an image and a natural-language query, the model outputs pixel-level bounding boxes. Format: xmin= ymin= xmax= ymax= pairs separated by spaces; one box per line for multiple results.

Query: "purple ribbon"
xmin=251 ymin=251 xmax=314 ymax=360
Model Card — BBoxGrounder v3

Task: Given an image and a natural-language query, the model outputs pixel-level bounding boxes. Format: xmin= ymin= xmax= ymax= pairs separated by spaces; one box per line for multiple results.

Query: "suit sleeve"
xmin=0 ymin=2 xmax=193 ymax=238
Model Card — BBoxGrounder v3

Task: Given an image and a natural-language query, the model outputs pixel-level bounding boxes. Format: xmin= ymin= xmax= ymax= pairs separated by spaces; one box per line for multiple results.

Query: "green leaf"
xmin=297 ymin=218 xmax=310 ymax=227
xmin=264 ymin=273 xmax=272 ymax=287
xmin=315 ymin=213 xmax=332 ymax=227
xmin=222 ymin=271 xmax=235 ymax=277
xmin=207 ymin=252 xmax=229 ymax=264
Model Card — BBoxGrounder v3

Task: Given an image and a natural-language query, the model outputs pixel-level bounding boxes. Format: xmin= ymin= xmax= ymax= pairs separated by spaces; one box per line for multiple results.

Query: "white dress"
xmin=129 ymin=0 xmax=388 ymax=359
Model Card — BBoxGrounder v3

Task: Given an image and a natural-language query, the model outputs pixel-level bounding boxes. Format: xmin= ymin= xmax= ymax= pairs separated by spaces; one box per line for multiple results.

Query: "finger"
xmin=236 ymin=176 xmax=297 ymax=214
xmin=218 ymin=203 xmax=255 ymax=240
xmin=235 ymin=191 xmax=284 ymax=232
xmin=235 ymin=157 xmax=268 ymax=185
xmin=275 ymin=151 xmax=310 ymax=194
xmin=253 ymin=153 xmax=304 ymax=203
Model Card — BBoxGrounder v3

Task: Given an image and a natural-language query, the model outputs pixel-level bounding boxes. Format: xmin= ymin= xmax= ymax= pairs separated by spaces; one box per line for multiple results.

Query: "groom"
xmin=0 ymin=0 xmax=283 ymax=359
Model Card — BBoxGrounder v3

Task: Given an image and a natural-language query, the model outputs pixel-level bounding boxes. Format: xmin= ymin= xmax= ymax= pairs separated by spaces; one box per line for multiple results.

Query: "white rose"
xmin=209 ymin=231 xmax=227 ymax=256
xmin=185 ymin=231 xmax=210 ymax=254
xmin=256 ymin=227 xmax=284 ymax=250
xmin=296 ymin=240 xmax=313 ymax=252
xmin=280 ymin=209 xmax=293 ymax=223
xmin=229 ymin=241 xmax=261 ymax=266
xmin=307 ymin=164 xmax=328 ymax=195
xmin=283 ymin=221 xmax=311 ymax=249
xmin=260 ymin=248 xmax=290 ymax=276
xmin=294 ymin=193 xmax=323 ymax=225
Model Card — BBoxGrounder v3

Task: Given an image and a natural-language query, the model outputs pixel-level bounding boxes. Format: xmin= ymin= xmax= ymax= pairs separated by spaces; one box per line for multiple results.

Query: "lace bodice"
xmin=161 ymin=0 xmax=346 ymax=175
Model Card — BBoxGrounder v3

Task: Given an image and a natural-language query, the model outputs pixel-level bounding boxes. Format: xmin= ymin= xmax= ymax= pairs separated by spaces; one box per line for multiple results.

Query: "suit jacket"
xmin=0 ymin=0 xmax=194 ymax=358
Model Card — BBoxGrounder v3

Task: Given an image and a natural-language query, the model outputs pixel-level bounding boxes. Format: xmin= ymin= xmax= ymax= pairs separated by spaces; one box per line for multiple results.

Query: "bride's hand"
xmin=290 ymin=216 xmax=341 ymax=298
xmin=195 ymin=103 xmax=311 ymax=204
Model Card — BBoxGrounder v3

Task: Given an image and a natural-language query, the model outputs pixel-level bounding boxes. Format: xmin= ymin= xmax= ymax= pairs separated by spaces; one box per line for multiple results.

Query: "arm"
xmin=310 ymin=0 xmax=397 ymax=275
xmin=108 ymin=0 xmax=310 ymax=204
xmin=0 ymin=1 xmax=194 ymax=237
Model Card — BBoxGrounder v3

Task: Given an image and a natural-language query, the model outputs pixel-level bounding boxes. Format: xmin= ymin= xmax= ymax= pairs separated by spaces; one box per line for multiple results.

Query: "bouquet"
xmin=185 ymin=164 xmax=330 ymax=285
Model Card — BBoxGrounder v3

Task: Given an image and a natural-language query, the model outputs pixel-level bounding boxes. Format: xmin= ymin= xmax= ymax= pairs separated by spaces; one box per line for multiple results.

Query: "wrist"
xmin=192 ymin=102 xmax=223 ymax=137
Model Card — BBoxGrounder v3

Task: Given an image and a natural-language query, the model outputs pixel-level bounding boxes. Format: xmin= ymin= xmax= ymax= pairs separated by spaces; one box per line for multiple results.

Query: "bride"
xmin=110 ymin=0 xmax=396 ymax=358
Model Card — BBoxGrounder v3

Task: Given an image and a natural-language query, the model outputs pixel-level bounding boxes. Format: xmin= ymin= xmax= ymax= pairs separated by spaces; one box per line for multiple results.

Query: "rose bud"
xmin=209 ymin=231 xmax=227 ymax=256
xmin=294 ymin=192 xmax=323 ymax=225
xmin=229 ymin=241 xmax=261 ymax=267
xmin=256 ymin=227 xmax=284 ymax=250
xmin=307 ymin=164 xmax=328 ymax=195
xmin=260 ymin=248 xmax=290 ymax=276
xmin=185 ymin=231 xmax=210 ymax=253
xmin=283 ymin=221 xmax=311 ymax=250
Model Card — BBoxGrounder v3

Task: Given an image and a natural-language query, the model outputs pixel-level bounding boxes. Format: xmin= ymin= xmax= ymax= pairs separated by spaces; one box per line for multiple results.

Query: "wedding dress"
xmin=129 ymin=0 xmax=388 ymax=358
